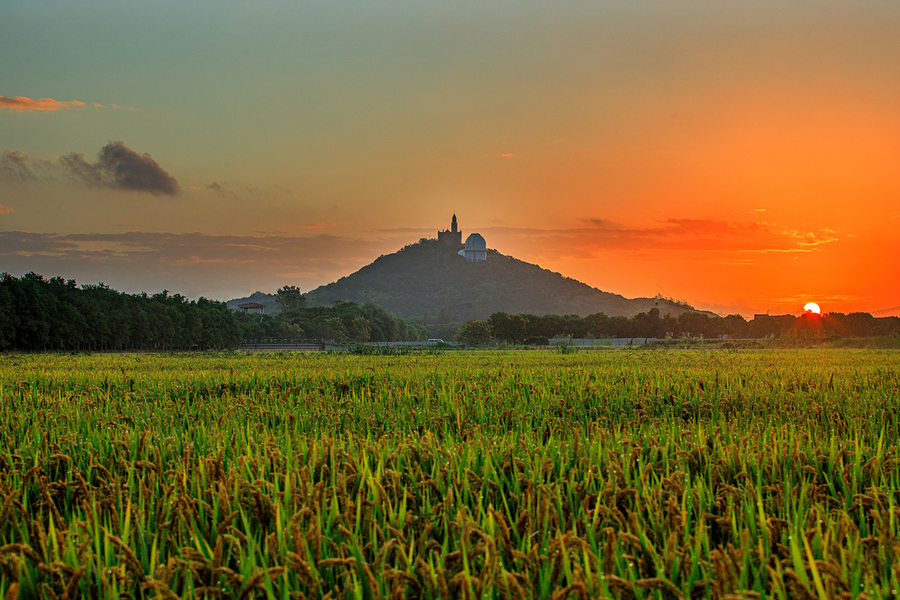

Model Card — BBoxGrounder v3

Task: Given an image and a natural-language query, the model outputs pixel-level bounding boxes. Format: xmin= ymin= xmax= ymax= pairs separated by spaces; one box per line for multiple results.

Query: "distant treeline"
xmin=2 ymin=272 xmax=894 ymax=351
xmin=0 ymin=273 xmax=425 ymax=351
xmin=235 ymin=290 xmax=427 ymax=343
xmin=0 ymin=272 xmax=241 ymax=351
xmin=456 ymin=308 xmax=900 ymax=344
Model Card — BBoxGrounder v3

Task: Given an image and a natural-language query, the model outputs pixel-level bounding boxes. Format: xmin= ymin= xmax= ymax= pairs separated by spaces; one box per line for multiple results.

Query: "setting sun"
xmin=804 ymin=302 xmax=821 ymax=314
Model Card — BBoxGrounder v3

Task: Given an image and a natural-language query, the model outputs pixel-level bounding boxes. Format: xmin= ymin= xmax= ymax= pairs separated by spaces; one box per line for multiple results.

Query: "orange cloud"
xmin=0 ymin=205 xmax=12 ymax=214
xmin=89 ymin=101 xmax=138 ymax=110
xmin=0 ymin=96 xmax=86 ymax=112
xmin=485 ymin=218 xmax=839 ymax=259
xmin=777 ymin=226 xmax=839 ymax=247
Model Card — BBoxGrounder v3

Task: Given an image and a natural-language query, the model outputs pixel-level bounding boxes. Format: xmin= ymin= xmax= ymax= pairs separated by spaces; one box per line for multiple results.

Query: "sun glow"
xmin=804 ymin=302 xmax=821 ymax=314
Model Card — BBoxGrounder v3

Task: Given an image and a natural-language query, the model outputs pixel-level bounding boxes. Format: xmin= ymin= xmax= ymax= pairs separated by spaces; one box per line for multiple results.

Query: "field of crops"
xmin=1 ymin=349 xmax=899 ymax=599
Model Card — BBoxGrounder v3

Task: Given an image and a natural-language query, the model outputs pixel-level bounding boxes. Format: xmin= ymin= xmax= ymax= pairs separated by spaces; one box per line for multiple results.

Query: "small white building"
xmin=458 ymin=233 xmax=487 ymax=262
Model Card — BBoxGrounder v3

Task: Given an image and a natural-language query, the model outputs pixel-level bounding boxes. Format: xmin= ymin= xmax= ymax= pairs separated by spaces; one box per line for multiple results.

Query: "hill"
xmin=284 ymin=239 xmax=702 ymax=322
xmin=225 ymin=291 xmax=279 ymax=314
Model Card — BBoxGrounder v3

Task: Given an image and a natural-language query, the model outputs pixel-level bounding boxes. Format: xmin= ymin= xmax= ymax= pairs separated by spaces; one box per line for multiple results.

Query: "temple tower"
xmin=438 ymin=214 xmax=463 ymax=246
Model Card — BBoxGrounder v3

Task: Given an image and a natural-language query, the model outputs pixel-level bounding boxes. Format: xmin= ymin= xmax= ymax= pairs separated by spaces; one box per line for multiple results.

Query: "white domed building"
xmin=458 ymin=233 xmax=487 ymax=262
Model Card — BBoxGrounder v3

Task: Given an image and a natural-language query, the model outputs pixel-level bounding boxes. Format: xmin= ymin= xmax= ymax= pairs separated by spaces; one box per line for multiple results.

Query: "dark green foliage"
xmin=0 ymin=271 xmax=422 ymax=350
xmin=487 ymin=307 xmax=899 ymax=342
xmin=456 ymin=320 xmax=492 ymax=346
xmin=823 ymin=312 xmax=899 ymax=337
xmin=275 ymin=285 xmax=306 ymax=311
xmin=0 ymin=272 xmax=241 ymax=350
xmin=423 ymin=320 xmax=462 ymax=342
xmin=235 ymin=301 xmax=426 ymax=343
xmin=488 ymin=312 xmax=529 ymax=344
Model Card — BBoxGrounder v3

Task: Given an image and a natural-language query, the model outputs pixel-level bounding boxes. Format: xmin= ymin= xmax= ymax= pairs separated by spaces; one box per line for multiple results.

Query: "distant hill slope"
xmin=225 ymin=291 xmax=278 ymax=314
xmin=295 ymin=239 xmax=699 ymax=321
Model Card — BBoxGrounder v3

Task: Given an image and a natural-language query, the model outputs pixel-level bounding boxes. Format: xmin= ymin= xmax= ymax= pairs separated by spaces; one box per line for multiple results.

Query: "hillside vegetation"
xmin=302 ymin=239 xmax=695 ymax=321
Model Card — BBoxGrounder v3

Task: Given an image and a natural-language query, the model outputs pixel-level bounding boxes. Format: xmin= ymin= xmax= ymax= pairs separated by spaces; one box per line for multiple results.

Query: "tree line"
xmin=236 ymin=286 xmax=426 ymax=343
xmin=0 ymin=275 xmax=426 ymax=352
xmin=456 ymin=307 xmax=900 ymax=345
xmin=2 ymin=272 xmax=894 ymax=351
xmin=0 ymin=272 xmax=241 ymax=351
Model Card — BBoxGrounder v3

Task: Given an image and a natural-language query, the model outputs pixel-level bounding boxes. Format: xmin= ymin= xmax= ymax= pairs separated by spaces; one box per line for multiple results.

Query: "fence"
xmin=367 ymin=341 xmax=466 ymax=348
xmin=548 ymin=338 xmax=665 ymax=347
xmin=240 ymin=338 xmax=349 ymax=351
xmin=239 ymin=339 xmax=463 ymax=351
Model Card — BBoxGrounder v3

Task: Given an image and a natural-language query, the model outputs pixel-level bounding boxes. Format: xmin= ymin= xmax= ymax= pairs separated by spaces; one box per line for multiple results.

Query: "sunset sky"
xmin=2 ymin=0 xmax=898 ymax=317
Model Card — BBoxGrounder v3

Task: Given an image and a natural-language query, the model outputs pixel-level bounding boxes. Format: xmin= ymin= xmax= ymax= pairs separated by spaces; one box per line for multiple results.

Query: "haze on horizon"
xmin=2 ymin=0 xmax=898 ymax=318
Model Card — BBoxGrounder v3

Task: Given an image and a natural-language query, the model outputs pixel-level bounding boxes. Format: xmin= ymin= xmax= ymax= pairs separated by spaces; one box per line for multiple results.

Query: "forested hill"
xmin=302 ymin=239 xmax=697 ymax=322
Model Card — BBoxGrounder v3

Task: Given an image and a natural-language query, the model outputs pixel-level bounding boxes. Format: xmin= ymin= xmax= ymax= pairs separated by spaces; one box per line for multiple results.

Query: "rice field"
xmin=1 ymin=349 xmax=899 ymax=599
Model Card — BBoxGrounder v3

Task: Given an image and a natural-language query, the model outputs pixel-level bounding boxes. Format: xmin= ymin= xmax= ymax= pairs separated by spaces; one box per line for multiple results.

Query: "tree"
xmin=748 ymin=314 xmax=795 ymax=339
xmin=488 ymin=312 xmax=528 ymax=344
xmin=0 ymin=273 xmax=241 ymax=351
xmin=457 ymin=320 xmax=492 ymax=346
xmin=609 ymin=316 xmax=632 ymax=338
xmin=677 ymin=312 xmax=713 ymax=339
xmin=313 ymin=317 xmax=347 ymax=342
xmin=722 ymin=314 xmax=749 ymax=338
xmin=585 ymin=312 xmax=612 ymax=338
xmin=276 ymin=285 xmax=306 ymax=312
xmin=632 ymin=308 xmax=662 ymax=338
xmin=345 ymin=315 xmax=371 ymax=342
xmin=0 ymin=279 xmax=18 ymax=350
xmin=845 ymin=312 xmax=877 ymax=337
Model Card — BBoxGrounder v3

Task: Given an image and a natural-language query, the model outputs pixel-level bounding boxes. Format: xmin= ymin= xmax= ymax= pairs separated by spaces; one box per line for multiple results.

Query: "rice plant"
xmin=0 ymin=349 xmax=898 ymax=599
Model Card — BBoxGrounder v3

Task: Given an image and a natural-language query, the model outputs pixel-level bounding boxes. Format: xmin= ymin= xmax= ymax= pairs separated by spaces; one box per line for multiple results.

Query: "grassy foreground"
xmin=0 ymin=349 xmax=899 ymax=599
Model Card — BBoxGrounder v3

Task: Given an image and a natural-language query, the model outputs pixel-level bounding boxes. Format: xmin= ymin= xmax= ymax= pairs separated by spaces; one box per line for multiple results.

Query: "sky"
xmin=2 ymin=0 xmax=898 ymax=318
